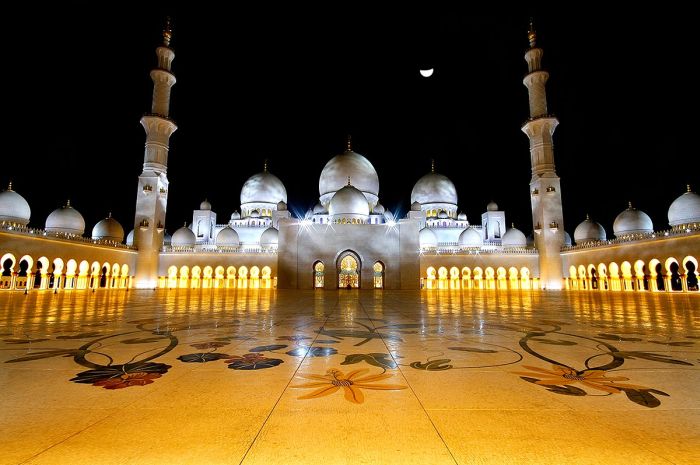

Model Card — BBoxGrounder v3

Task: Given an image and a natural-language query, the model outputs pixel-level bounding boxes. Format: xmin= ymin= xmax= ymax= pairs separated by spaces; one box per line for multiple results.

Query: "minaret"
xmin=133 ymin=18 xmax=178 ymax=288
xmin=521 ymin=20 xmax=565 ymax=289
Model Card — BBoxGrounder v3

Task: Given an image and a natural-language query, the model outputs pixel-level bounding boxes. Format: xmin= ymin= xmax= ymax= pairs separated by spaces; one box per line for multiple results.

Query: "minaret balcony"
xmin=534 ymin=223 xmax=543 ymax=235
xmin=548 ymin=221 xmax=559 ymax=233
xmin=142 ymin=185 xmax=153 ymax=194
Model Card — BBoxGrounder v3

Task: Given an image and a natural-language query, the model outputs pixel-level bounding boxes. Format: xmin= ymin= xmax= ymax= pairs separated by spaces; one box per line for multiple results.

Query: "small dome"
xmin=419 ymin=227 xmax=438 ymax=248
xmin=240 ymin=170 xmax=287 ymax=205
xmin=250 ymin=209 xmax=261 ymax=218
xmin=487 ymin=201 xmax=499 ymax=212
xmin=613 ymin=203 xmax=653 ymax=237
xmin=319 ymin=148 xmax=379 ymax=200
xmin=438 ymin=210 xmax=449 ymax=219
xmin=502 ymin=226 xmax=527 ymax=248
xmin=230 ymin=211 xmax=241 ymax=220
xmin=0 ymin=183 xmax=30 ymax=225
xmin=459 ymin=227 xmax=481 ymax=247
xmin=328 ymin=184 xmax=370 ymax=217
xmin=574 ymin=215 xmax=607 ymax=244
xmin=668 ymin=186 xmax=700 ymax=227
xmin=457 ymin=212 xmax=467 ymax=221
xmin=163 ymin=230 xmax=172 ymax=246
xmin=199 ymin=199 xmax=212 ymax=210
xmin=312 ymin=202 xmax=327 ymax=214
xmin=563 ymin=231 xmax=572 ymax=247
xmin=126 ymin=229 xmax=135 ymax=246
xmin=373 ymin=203 xmax=385 ymax=214
xmin=172 ymin=225 xmax=196 ymax=247
xmin=411 ymin=201 xmax=421 ymax=211
xmin=277 ymin=201 xmax=287 ymax=211
xmin=216 ymin=226 xmax=240 ymax=246
xmin=260 ymin=226 xmax=279 ymax=247
xmin=411 ymin=172 xmax=458 ymax=206
xmin=91 ymin=214 xmax=124 ymax=242
xmin=45 ymin=201 xmax=85 ymax=235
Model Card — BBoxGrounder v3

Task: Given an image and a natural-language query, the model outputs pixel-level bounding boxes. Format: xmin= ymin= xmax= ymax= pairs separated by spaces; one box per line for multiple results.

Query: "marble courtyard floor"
xmin=0 ymin=289 xmax=699 ymax=465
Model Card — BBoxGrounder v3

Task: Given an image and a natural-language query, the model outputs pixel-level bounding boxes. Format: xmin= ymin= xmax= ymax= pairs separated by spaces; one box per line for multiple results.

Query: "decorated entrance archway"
xmin=337 ymin=251 xmax=360 ymax=289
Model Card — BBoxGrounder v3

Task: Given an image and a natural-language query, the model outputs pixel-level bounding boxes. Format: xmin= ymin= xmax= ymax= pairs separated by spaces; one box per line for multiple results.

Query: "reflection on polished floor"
xmin=1 ymin=289 xmax=699 ymax=465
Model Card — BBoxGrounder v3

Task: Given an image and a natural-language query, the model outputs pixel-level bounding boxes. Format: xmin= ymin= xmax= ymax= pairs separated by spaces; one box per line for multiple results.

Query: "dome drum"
xmin=613 ymin=204 xmax=653 ymax=238
xmin=240 ymin=171 xmax=287 ymax=206
xmin=319 ymin=149 xmax=380 ymax=209
xmin=668 ymin=187 xmax=700 ymax=227
xmin=0 ymin=184 xmax=31 ymax=226
xmin=45 ymin=203 xmax=85 ymax=235
xmin=573 ymin=216 xmax=606 ymax=244
xmin=328 ymin=184 xmax=370 ymax=223
xmin=411 ymin=172 xmax=458 ymax=207
xmin=91 ymin=215 xmax=125 ymax=242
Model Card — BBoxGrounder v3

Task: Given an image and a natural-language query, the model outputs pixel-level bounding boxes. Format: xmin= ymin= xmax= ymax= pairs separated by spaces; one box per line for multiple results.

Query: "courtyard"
xmin=1 ymin=288 xmax=698 ymax=464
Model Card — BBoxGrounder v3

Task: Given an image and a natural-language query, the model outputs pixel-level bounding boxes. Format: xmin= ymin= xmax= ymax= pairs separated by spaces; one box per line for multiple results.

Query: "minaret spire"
xmin=527 ymin=17 xmax=537 ymax=48
xmin=163 ymin=16 xmax=173 ymax=47
xmin=521 ymin=22 xmax=564 ymax=290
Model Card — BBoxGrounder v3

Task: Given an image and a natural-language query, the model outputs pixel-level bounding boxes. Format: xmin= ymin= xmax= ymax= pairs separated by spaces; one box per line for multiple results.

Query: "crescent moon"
xmin=419 ymin=68 xmax=434 ymax=78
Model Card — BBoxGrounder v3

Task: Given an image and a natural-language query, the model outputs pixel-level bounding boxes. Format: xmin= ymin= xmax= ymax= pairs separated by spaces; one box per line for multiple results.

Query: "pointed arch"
xmin=337 ymin=250 xmax=361 ymax=289
xmin=373 ymin=261 xmax=385 ymax=289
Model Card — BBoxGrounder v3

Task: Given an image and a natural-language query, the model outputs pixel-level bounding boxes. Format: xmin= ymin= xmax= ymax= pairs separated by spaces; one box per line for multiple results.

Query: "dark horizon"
xmin=3 ymin=7 xmax=697 ymax=239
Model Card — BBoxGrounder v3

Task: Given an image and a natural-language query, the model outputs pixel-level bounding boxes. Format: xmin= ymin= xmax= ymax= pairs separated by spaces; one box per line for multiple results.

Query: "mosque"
xmin=1 ymin=23 xmax=699 ymax=293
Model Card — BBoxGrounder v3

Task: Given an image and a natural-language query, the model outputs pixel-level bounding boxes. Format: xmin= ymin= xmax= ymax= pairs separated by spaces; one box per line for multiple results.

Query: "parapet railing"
xmin=562 ymin=224 xmax=700 ymax=252
xmin=0 ymin=223 xmax=135 ymax=250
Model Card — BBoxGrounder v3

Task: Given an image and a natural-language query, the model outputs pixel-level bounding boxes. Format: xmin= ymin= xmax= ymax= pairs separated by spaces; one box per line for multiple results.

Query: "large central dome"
xmin=411 ymin=172 xmax=458 ymax=206
xmin=319 ymin=148 xmax=379 ymax=206
xmin=240 ymin=170 xmax=287 ymax=205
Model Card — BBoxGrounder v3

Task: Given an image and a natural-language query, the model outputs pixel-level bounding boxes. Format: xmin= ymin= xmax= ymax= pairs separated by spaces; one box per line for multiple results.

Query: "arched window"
xmin=373 ymin=261 xmax=384 ymax=289
xmin=314 ymin=261 xmax=325 ymax=288
xmin=338 ymin=251 xmax=360 ymax=289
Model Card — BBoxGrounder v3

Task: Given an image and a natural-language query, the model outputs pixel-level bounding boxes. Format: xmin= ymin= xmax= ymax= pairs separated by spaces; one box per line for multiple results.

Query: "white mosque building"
xmin=1 ymin=23 xmax=699 ymax=293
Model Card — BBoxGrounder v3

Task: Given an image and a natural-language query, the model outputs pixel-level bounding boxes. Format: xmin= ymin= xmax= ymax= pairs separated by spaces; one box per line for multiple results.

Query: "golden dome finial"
xmin=687 ymin=184 xmax=692 ymax=193
xmin=264 ymin=159 xmax=268 ymax=172
xmin=347 ymin=176 xmax=351 ymax=186
xmin=628 ymin=201 xmax=633 ymax=209
xmin=512 ymin=222 xmax=516 ymax=229
xmin=66 ymin=199 xmax=71 ymax=208
xmin=346 ymin=135 xmax=352 ymax=151
xmin=108 ymin=212 xmax=112 ymax=218
xmin=431 ymin=159 xmax=435 ymax=173
xmin=586 ymin=213 xmax=590 ymax=220
xmin=528 ymin=17 xmax=537 ymax=48
xmin=163 ymin=16 xmax=173 ymax=47
xmin=7 ymin=180 xmax=12 ymax=191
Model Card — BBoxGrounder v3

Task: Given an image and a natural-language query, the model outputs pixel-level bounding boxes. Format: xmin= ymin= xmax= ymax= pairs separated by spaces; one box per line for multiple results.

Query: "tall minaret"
xmin=133 ymin=18 xmax=178 ymax=288
xmin=521 ymin=20 xmax=565 ymax=289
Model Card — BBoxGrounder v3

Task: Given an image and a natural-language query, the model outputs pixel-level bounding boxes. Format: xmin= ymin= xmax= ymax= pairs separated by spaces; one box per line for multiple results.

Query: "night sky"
xmin=3 ymin=6 xmax=697 ymax=238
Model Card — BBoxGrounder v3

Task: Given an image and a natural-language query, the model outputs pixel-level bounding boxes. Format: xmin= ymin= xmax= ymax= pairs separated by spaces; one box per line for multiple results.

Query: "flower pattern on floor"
xmin=291 ymin=368 xmax=407 ymax=404
xmin=1 ymin=302 xmax=694 ymax=407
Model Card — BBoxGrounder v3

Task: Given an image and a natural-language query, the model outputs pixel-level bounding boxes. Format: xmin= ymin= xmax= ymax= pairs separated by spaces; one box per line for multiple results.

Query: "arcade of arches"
xmin=0 ymin=253 xmax=130 ymax=291
xmin=159 ymin=265 xmax=274 ymax=289
xmin=422 ymin=266 xmax=534 ymax=290
xmin=566 ymin=256 xmax=699 ymax=293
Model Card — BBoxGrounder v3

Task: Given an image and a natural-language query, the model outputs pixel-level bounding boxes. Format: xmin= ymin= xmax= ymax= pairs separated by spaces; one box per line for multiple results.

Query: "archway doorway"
xmin=338 ymin=251 xmax=360 ymax=289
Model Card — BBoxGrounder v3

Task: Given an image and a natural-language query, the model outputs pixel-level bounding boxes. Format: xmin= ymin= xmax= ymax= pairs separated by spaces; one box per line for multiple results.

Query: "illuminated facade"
xmin=1 ymin=24 xmax=699 ymax=293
